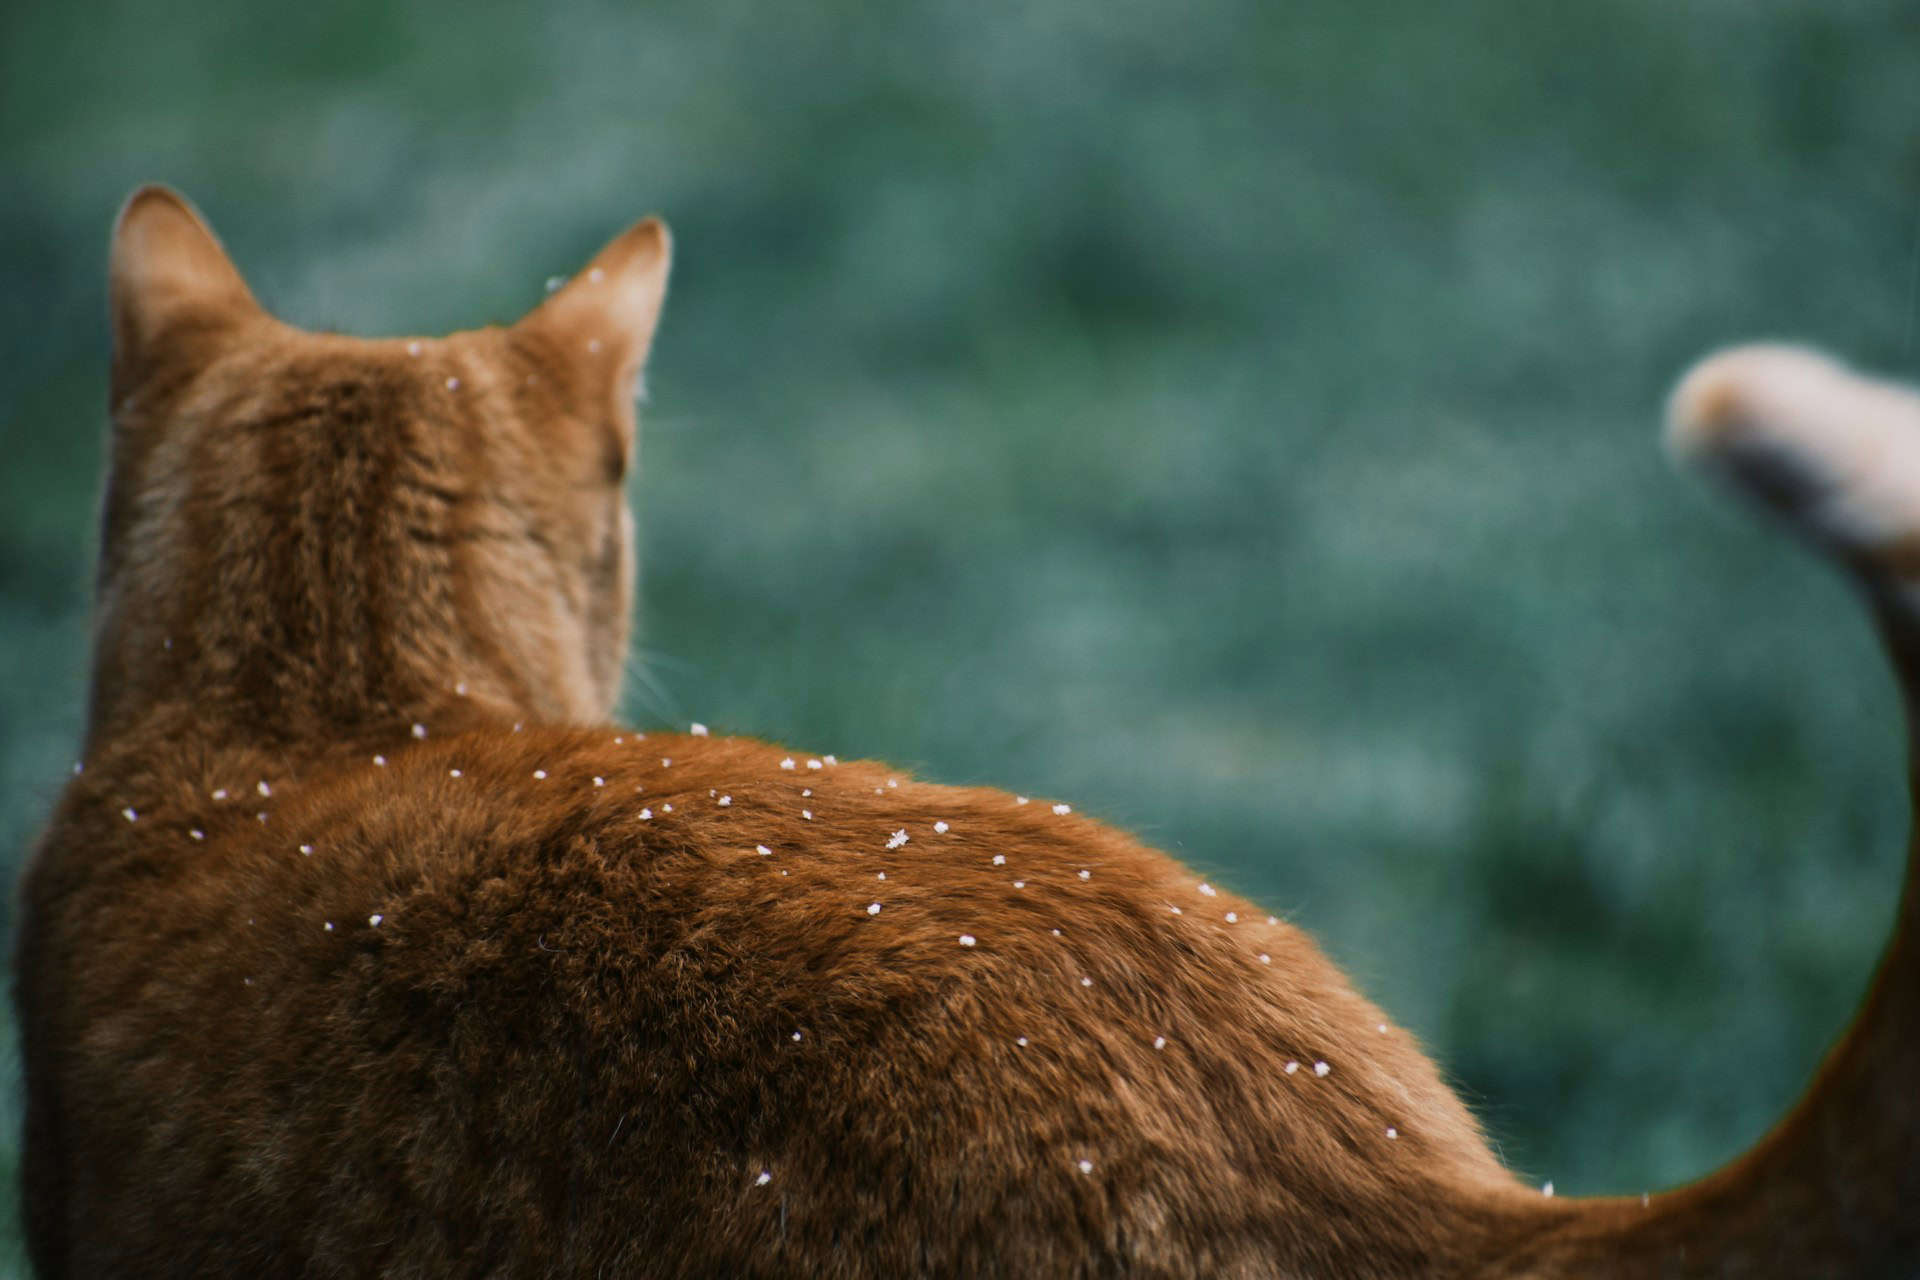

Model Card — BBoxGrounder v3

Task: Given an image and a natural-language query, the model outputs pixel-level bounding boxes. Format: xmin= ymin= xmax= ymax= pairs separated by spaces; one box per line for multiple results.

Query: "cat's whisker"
xmin=619 ymin=648 xmax=687 ymax=725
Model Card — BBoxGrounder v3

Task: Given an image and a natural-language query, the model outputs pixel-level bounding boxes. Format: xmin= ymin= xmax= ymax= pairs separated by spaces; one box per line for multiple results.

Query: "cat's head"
xmin=91 ymin=187 xmax=670 ymax=743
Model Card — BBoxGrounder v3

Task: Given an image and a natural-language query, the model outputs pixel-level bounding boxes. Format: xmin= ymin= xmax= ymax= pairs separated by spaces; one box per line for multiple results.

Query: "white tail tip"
xmin=1667 ymin=344 xmax=1920 ymax=560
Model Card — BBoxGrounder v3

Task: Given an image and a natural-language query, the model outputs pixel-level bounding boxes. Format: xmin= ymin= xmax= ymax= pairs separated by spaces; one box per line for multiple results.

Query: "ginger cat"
xmin=14 ymin=188 xmax=1920 ymax=1277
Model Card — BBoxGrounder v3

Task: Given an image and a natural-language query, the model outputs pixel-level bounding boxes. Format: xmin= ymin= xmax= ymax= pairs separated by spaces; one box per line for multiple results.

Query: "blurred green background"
xmin=6 ymin=0 xmax=1920 ymax=1267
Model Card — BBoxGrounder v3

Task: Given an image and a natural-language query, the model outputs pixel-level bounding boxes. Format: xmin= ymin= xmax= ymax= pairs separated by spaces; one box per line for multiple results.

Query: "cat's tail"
xmin=1668 ymin=344 xmax=1920 ymax=658
xmin=1493 ymin=346 xmax=1920 ymax=1277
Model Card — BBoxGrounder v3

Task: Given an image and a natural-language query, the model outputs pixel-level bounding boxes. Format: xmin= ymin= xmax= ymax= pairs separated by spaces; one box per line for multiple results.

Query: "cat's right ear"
xmin=512 ymin=215 xmax=672 ymax=402
xmin=109 ymin=186 xmax=264 ymax=404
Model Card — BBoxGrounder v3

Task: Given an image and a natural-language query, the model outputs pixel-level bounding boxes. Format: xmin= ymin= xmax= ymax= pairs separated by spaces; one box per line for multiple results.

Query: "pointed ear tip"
xmin=111 ymin=186 xmax=232 ymax=282
xmin=630 ymin=215 xmax=672 ymax=264
xmin=114 ymin=185 xmax=197 ymax=237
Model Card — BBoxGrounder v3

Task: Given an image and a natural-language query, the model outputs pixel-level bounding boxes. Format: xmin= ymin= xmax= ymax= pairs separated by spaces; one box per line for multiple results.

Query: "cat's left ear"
xmin=514 ymin=216 xmax=672 ymax=396
xmin=109 ymin=186 xmax=266 ymax=404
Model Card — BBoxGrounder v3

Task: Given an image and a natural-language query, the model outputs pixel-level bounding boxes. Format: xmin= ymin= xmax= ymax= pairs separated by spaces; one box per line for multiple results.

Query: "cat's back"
xmin=24 ymin=723 xmax=1518 ymax=1276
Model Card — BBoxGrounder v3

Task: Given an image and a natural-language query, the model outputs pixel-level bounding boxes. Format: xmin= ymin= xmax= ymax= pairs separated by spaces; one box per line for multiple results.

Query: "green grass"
xmin=5 ymin=2 xmax=1920 ymax=1261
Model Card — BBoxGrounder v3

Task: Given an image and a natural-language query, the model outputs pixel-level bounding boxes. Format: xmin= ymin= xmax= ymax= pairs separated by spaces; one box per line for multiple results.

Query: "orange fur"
xmin=14 ymin=190 xmax=1918 ymax=1277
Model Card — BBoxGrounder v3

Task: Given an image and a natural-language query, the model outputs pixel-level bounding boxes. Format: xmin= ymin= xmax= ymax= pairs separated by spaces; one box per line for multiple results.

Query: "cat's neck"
xmin=80 ymin=565 xmax=592 ymax=760
xmin=80 ymin=639 xmax=538 ymax=766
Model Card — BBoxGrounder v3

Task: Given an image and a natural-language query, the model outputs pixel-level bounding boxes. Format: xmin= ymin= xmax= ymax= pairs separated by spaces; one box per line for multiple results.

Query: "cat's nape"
xmin=12 ymin=189 xmax=1920 ymax=1277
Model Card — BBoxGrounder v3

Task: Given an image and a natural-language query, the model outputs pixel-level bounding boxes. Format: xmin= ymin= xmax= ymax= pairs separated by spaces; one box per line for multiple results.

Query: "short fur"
xmin=15 ymin=190 xmax=1920 ymax=1277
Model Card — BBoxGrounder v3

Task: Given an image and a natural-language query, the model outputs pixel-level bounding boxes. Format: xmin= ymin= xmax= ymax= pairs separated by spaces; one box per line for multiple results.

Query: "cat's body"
xmin=15 ymin=189 xmax=1920 ymax=1277
xmin=25 ymin=721 xmax=1535 ymax=1277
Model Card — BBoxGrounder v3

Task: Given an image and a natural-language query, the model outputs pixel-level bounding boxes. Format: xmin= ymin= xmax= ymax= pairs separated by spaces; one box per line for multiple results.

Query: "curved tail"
xmin=1499 ymin=347 xmax=1920 ymax=1277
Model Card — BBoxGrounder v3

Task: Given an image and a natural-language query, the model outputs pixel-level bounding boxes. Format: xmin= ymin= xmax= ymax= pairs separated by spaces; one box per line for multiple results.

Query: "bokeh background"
xmin=6 ymin=0 xmax=1920 ymax=1268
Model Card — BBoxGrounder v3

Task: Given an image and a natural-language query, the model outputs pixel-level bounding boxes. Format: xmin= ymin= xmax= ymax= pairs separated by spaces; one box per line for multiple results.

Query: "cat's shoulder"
xmin=326 ymin=724 xmax=1189 ymax=901
xmin=293 ymin=725 xmax=1225 ymax=973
